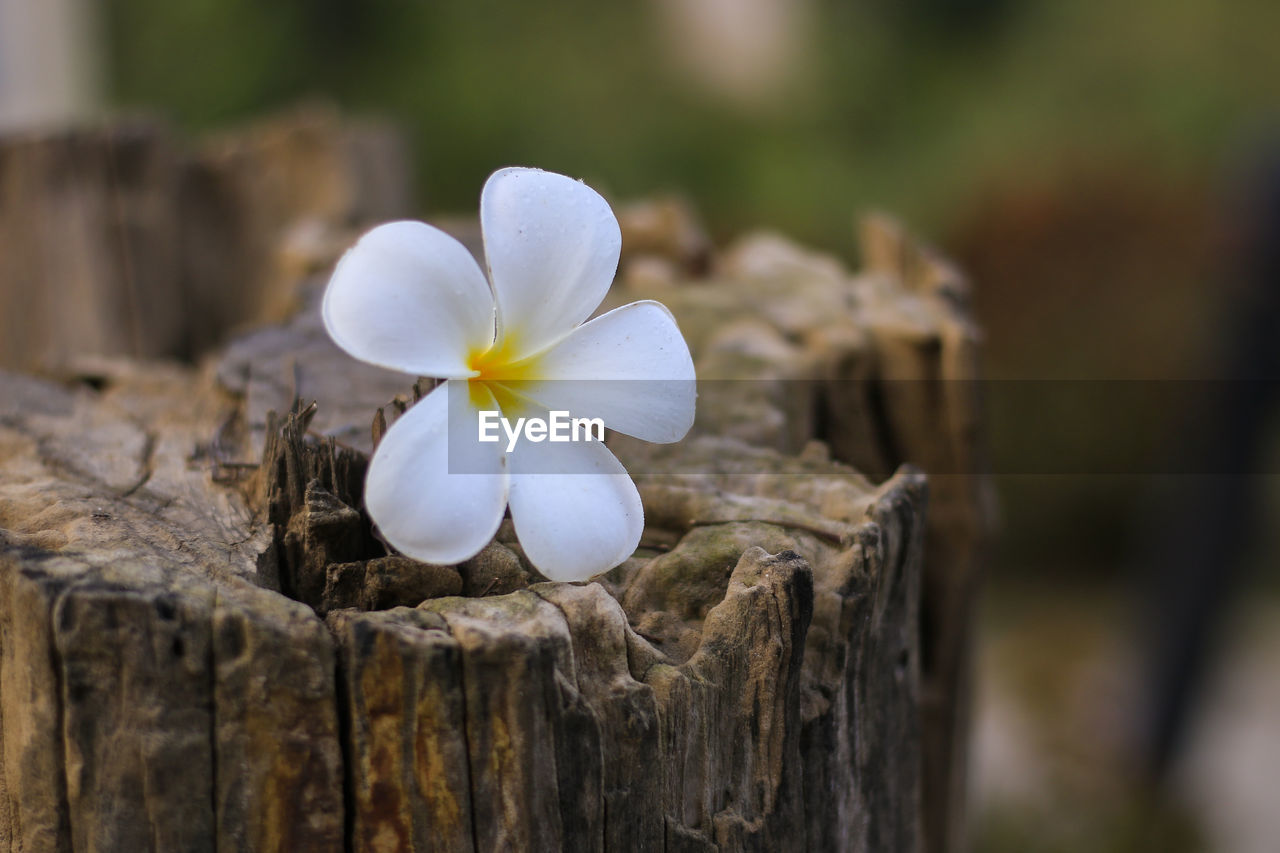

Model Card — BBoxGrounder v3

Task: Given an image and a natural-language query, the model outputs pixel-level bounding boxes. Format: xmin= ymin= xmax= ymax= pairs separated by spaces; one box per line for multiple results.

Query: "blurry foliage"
xmin=976 ymin=799 xmax=1206 ymax=853
xmin=105 ymin=0 xmax=1280 ymax=252
xmin=972 ymin=582 xmax=1214 ymax=853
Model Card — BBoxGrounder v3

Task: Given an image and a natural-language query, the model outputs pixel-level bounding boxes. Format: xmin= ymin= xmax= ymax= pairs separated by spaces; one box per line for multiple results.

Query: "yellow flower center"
xmin=466 ymin=335 xmax=540 ymax=412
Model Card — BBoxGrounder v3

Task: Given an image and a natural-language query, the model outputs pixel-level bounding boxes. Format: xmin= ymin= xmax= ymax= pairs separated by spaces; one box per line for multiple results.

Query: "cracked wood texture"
xmin=0 ymin=117 xmax=986 ymax=853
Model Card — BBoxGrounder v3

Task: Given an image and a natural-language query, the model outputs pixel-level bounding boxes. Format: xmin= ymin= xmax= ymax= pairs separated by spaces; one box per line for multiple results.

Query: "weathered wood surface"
xmin=0 ymin=121 xmax=986 ymax=852
xmin=0 ymin=104 xmax=411 ymax=371
xmin=615 ymin=214 xmax=988 ymax=853
xmin=1 ymin=369 xmax=926 ymax=853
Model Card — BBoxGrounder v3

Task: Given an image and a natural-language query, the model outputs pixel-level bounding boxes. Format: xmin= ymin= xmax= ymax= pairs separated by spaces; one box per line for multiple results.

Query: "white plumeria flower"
xmin=322 ymin=167 xmax=696 ymax=581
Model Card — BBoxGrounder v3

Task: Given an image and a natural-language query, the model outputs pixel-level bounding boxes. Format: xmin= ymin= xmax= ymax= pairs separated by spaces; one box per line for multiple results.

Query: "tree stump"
xmin=0 ymin=104 xmax=411 ymax=371
xmin=0 ymin=119 xmax=986 ymax=852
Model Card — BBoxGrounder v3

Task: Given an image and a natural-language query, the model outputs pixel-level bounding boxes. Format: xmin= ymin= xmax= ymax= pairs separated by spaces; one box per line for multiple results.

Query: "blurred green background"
xmin=94 ymin=1 xmax=1280 ymax=850
xmin=105 ymin=0 xmax=1278 ymax=252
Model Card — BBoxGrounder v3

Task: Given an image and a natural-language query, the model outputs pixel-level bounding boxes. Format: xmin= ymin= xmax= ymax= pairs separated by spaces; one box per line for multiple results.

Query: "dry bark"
xmin=0 ymin=104 xmax=411 ymax=371
xmin=615 ymin=214 xmax=989 ymax=853
xmin=0 ymin=117 xmax=986 ymax=852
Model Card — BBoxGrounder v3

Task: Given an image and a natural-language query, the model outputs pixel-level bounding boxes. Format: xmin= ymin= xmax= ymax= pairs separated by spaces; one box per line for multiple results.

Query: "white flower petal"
xmin=507 ymin=438 xmax=643 ymax=582
xmin=513 ymin=301 xmax=696 ymax=443
xmin=323 ymin=221 xmax=495 ymax=377
xmin=480 ymin=167 xmax=622 ymax=359
xmin=365 ymin=381 xmax=508 ymax=564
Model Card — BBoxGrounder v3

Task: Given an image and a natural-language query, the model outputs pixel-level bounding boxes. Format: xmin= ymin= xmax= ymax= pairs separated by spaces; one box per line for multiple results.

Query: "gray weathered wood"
xmin=0 ymin=119 xmax=985 ymax=852
xmin=0 ymin=105 xmax=411 ymax=372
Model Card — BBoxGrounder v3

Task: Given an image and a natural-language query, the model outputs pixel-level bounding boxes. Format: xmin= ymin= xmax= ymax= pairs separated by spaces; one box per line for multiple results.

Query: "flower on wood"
xmin=322 ymin=167 xmax=696 ymax=581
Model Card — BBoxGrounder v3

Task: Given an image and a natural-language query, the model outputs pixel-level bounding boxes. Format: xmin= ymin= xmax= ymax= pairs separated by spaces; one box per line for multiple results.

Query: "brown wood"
xmin=0 ymin=104 xmax=411 ymax=372
xmin=0 ymin=117 xmax=986 ymax=852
